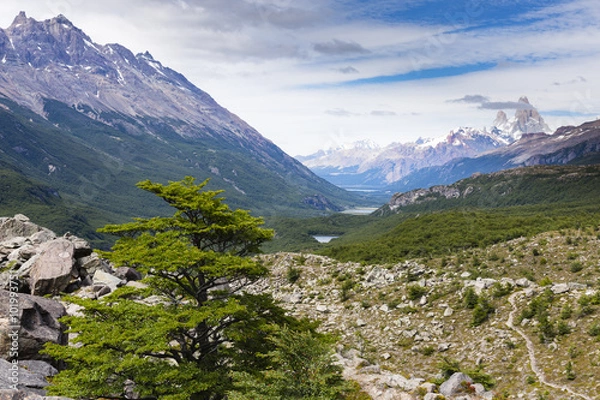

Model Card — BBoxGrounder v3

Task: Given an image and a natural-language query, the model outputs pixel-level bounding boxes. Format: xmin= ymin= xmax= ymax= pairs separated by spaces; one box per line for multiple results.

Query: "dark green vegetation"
xmin=0 ymin=97 xmax=362 ymax=247
xmin=0 ymin=163 xmax=107 ymax=244
xmin=43 ymin=177 xmax=360 ymax=400
xmin=266 ymin=165 xmax=600 ymax=264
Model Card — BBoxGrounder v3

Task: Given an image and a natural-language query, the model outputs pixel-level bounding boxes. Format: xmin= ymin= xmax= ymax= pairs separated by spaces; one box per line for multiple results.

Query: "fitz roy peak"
xmin=298 ymin=97 xmax=552 ymax=190
xmin=0 ymin=12 xmax=357 ymax=222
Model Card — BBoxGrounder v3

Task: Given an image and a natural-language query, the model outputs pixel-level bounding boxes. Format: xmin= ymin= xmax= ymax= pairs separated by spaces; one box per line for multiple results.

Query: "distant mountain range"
xmin=297 ymin=97 xmax=554 ymax=190
xmin=387 ymin=118 xmax=600 ymax=193
xmin=0 ymin=12 xmax=361 ymax=237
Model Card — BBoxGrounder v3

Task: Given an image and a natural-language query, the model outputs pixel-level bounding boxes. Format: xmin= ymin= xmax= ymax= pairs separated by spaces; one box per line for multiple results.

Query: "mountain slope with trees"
xmin=0 ymin=13 xmax=362 ymax=235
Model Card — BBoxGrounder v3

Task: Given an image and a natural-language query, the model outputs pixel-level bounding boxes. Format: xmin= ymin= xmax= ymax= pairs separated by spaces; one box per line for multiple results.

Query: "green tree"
xmin=43 ymin=177 xmax=322 ymax=400
xmin=230 ymin=327 xmax=353 ymax=400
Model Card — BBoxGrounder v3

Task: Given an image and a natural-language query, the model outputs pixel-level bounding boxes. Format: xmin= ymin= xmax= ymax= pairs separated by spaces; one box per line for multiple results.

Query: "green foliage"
xmin=565 ymin=361 xmax=576 ymax=380
xmin=43 ymin=177 xmax=329 ymax=400
xmin=471 ymin=296 xmax=495 ymax=327
xmin=463 ymin=287 xmax=479 ymax=309
xmin=406 ymin=284 xmax=427 ymax=301
xmin=437 ymin=357 xmax=495 ymax=390
xmin=230 ymin=328 xmax=351 ymax=400
xmin=286 ymin=266 xmax=302 ymax=284
xmin=491 ymin=282 xmax=513 ymax=298
xmin=588 ymin=323 xmax=600 ymax=337
xmin=438 ymin=357 xmax=462 ymax=379
xmin=320 ymin=205 xmax=600 ymax=264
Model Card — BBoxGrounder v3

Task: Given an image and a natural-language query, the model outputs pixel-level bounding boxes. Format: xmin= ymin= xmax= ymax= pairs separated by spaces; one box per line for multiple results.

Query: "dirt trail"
xmin=506 ymin=291 xmax=594 ymax=400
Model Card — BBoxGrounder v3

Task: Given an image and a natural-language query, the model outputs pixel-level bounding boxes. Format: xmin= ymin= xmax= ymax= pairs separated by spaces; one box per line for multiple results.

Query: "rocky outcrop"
xmin=0 ymin=215 xmax=120 ymax=297
xmin=0 ymin=290 xmax=66 ymax=361
xmin=0 ymin=215 xmax=145 ymax=397
xmin=387 ymin=185 xmax=463 ymax=211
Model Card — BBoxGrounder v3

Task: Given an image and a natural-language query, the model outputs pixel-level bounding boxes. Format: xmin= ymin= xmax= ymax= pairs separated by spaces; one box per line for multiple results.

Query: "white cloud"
xmin=0 ymin=0 xmax=598 ymax=156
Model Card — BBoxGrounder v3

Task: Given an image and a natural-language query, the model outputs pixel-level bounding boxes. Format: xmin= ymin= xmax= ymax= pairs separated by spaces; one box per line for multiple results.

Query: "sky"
xmin=1 ymin=0 xmax=599 ymax=156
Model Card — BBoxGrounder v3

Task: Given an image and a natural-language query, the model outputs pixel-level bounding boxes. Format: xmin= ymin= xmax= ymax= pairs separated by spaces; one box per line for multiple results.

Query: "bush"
xmin=286 ymin=266 xmax=301 ymax=284
xmin=472 ymin=297 xmax=495 ymax=327
xmin=463 ymin=287 xmax=479 ymax=309
xmin=570 ymin=262 xmax=584 ymax=273
xmin=407 ymin=284 xmax=427 ymax=301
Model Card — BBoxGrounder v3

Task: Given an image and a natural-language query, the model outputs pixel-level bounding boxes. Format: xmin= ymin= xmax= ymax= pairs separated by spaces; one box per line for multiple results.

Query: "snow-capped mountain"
xmin=0 ymin=12 xmax=358 ymax=218
xmin=298 ymin=97 xmax=552 ymax=189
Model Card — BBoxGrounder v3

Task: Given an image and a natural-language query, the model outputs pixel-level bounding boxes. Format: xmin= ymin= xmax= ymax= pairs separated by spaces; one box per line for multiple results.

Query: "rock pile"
xmin=0 ymin=215 xmax=142 ymax=398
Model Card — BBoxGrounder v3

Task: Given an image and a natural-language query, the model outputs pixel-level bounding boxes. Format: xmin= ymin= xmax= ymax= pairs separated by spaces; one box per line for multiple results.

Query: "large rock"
xmin=29 ymin=240 xmax=75 ymax=296
xmin=0 ymin=216 xmax=54 ymax=243
xmin=0 ymin=290 xmax=67 ymax=361
xmin=439 ymin=372 xmax=474 ymax=397
xmin=0 ymin=359 xmax=49 ymax=393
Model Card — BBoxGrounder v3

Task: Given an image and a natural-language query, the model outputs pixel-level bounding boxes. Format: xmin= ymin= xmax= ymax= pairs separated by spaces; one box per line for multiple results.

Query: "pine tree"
xmin=43 ymin=177 xmax=314 ymax=400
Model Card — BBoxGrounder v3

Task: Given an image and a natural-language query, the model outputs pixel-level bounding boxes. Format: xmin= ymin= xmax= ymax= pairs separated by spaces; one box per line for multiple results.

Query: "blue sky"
xmin=1 ymin=0 xmax=599 ymax=155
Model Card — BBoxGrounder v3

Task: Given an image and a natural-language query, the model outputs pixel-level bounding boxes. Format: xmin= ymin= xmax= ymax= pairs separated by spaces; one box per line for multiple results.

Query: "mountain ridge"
xmin=386 ymin=118 xmax=600 ymax=193
xmin=298 ymin=97 xmax=553 ymax=189
xmin=0 ymin=12 xmax=362 ymax=228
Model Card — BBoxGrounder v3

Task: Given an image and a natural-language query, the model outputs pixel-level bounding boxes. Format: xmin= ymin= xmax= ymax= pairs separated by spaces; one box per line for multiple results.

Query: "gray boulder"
xmin=0 ymin=216 xmax=53 ymax=243
xmin=0 ymin=290 xmax=67 ymax=361
xmin=29 ymin=239 xmax=75 ymax=296
xmin=439 ymin=372 xmax=473 ymax=397
xmin=0 ymin=359 xmax=49 ymax=393
xmin=75 ymin=253 xmax=110 ymax=276
xmin=92 ymin=270 xmax=124 ymax=292
xmin=114 ymin=267 xmax=142 ymax=282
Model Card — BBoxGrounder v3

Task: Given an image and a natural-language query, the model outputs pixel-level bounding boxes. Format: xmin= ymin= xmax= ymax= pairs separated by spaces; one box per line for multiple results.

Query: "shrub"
xmin=286 ymin=266 xmax=301 ymax=284
xmin=406 ymin=284 xmax=427 ymax=300
xmin=570 ymin=262 xmax=584 ymax=273
xmin=463 ymin=287 xmax=479 ymax=309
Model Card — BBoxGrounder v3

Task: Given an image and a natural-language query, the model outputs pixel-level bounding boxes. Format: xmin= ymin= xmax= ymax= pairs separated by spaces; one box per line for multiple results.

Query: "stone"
xmin=315 ymin=304 xmax=329 ymax=313
xmin=551 ymin=283 xmax=570 ymax=294
xmin=17 ymin=361 xmax=57 ymax=380
xmin=515 ymin=278 xmax=531 ymax=287
xmin=439 ymin=372 xmax=473 ymax=397
xmin=0 ymin=216 xmax=51 ymax=243
xmin=92 ymin=271 xmax=124 ymax=292
xmin=0 ymin=290 xmax=67 ymax=361
xmin=28 ymin=230 xmax=57 ymax=246
xmin=359 ymin=364 xmax=380 ymax=374
xmin=437 ymin=343 xmax=451 ymax=352
xmin=76 ymin=253 xmax=109 ymax=276
xmin=419 ymin=382 xmax=437 ymax=393
xmin=114 ymin=267 xmax=142 ymax=282
xmin=63 ymin=235 xmax=91 ymax=259
xmin=0 ymin=359 xmax=49 ymax=392
xmin=29 ymin=239 xmax=75 ymax=296
xmin=443 ymin=306 xmax=454 ymax=317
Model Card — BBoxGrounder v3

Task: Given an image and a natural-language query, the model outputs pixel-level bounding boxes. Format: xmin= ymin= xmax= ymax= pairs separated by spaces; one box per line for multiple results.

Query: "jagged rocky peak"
xmin=513 ymin=96 xmax=551 ymax=135
xmin=491 ymin=96 xmax=552 ymax=141
xmin=3 ymin=11 xmax=98 ymax=68
xmin=494 ymin=110 xmax=508 ymax=126
xmin=518 ymin=95 xmax=531 ymax=105
xmin=11 ymin=10 xmax=30 ymax=26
